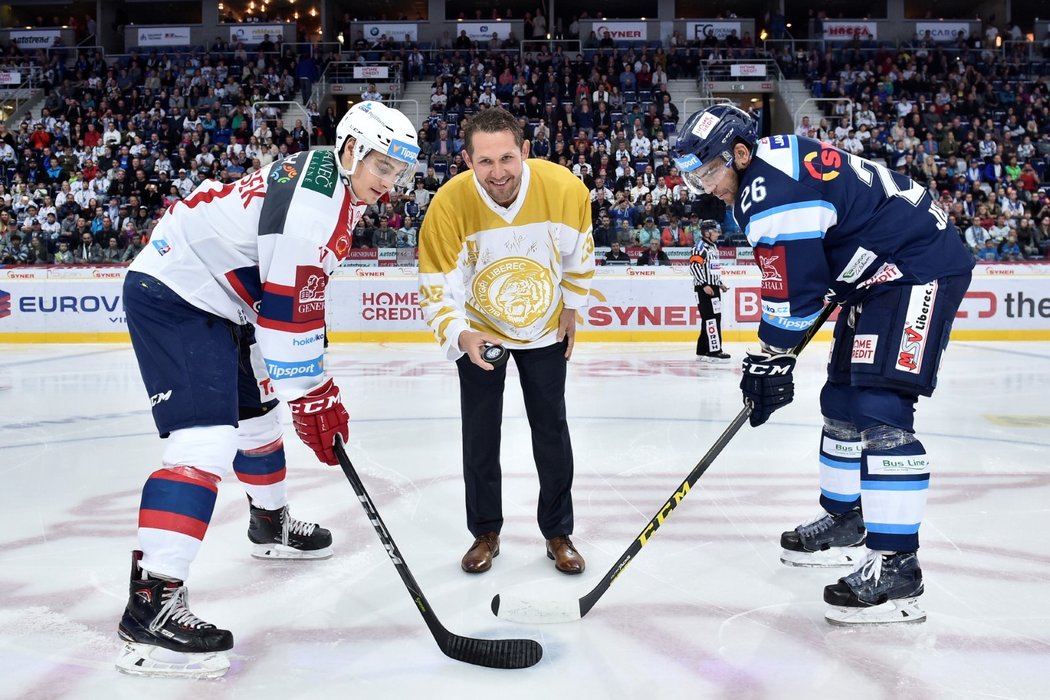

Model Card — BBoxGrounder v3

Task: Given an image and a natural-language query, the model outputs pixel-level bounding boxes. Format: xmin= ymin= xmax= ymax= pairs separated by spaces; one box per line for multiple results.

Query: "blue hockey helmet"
xmin=672 ymin=105 xmax=757 ymax=195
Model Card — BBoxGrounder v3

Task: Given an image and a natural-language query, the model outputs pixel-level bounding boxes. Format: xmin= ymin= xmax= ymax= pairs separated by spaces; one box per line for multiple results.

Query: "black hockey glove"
xmin=740 ymin=350 xmax=797 ymax=427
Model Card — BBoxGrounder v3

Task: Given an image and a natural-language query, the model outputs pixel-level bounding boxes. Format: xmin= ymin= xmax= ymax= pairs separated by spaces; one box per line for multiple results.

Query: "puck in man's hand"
xmin=482 ymin=344 xmax=508 ymax=368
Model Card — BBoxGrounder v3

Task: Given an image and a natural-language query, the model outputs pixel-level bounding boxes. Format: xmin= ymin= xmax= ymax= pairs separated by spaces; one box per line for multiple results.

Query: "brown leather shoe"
xmin=461 ymin=532 xmax=500 ymax=573
xmin=546 ymin=535 xmax=585 ymax=574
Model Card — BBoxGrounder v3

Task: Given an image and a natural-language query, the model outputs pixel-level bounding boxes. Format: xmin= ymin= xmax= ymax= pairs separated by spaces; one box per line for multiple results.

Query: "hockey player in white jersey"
xmin=115 ymin=101 xmax=419 ymax=677
xmin=673 ymin=105 xmax=973 ymax=625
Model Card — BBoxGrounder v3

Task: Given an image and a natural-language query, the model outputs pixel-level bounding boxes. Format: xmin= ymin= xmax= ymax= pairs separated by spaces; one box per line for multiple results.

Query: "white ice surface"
xmin=1 ymin=341 xmax=1048 ymax=699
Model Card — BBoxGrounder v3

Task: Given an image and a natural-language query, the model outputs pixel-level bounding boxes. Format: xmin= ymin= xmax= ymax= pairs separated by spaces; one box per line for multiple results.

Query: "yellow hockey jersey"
xmin=418 ymin=159 xmax=595 ymax=361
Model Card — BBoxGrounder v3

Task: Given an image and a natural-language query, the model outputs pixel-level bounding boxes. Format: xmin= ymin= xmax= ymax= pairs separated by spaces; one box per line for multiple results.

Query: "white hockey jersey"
xmin=130 ymin=150 xmax=366 ymax=401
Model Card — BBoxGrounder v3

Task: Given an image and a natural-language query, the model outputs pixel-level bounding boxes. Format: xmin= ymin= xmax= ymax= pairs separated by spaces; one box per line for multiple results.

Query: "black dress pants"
xmin=456 ymin=339 xmax=574 ymax=539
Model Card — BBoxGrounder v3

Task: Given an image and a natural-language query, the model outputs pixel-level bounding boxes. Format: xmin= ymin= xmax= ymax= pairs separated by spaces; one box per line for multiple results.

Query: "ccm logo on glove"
xmin=739 ymin=351 xmax=797 ymax=427
xmin=288 ymin=378 xmax=349 ymax=465
xmin=291 ymin=394 xmax=341 ymax=413
xmin=743 ymin=362 xmax=793 ymax=376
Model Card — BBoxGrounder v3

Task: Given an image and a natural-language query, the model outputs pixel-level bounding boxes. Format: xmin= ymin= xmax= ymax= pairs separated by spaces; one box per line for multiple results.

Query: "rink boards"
xmin=0 ymin=264 xmax=1048 ymax=342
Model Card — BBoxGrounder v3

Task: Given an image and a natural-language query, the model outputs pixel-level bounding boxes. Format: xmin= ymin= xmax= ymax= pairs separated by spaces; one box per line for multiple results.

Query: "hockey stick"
xmin=334 ymin=437 xmax=543 ymax=668
xmin=491 ymin=303 xmax=838 ymax=624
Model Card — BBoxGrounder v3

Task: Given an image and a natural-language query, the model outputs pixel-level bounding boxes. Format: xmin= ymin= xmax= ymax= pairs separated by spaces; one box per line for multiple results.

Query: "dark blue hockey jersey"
xmin=734 ymin=135 xmax=975 ymax=349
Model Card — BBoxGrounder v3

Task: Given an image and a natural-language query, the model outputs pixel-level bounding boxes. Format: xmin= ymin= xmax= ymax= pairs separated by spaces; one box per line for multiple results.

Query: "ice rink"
xmin=2 ymin=340 xmax=1048 ymax=699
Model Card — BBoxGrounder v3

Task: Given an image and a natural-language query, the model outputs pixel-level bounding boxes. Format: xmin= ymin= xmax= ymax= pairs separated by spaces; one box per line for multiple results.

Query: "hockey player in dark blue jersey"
xmin=673 ymin=105 xmax=974 ymax=625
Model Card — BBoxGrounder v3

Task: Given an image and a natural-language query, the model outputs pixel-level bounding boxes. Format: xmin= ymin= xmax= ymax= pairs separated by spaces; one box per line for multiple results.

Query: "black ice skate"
xmin=248 ymin=499 xmax=333 ymax=560
xmin=115 ymin=550 xmax=233 ymax=678
xmin=823 ymin=550 xmax=926 ymax=625
xmin=780 ymin=508 xmax=866 ymax=567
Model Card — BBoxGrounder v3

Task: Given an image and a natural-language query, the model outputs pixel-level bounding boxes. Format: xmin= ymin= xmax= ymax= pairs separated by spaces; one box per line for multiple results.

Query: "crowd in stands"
xmin=790 ymin=30 xmax=1050 ymax=260
xmin=349 ymin=38 xmax=754 ymax=256
xmin=1 ymin=17 xmax=1048 ymax=266
xmin=0 ymin=35 xmax=337 ymax=264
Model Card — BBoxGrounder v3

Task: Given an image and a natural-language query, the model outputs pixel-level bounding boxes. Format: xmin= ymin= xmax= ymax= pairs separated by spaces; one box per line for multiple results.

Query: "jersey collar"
xmin=345 ymin=182 xmax=368 ymax=207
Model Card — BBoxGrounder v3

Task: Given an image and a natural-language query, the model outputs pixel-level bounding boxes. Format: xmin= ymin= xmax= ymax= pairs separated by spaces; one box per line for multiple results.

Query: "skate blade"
xmin=115 ymin=642 xmax=230 ymax=679
xmin=251 ymin=543 xmax=333 ymax=560
xmin=825 ymin=597 xmax=927 ymax=626
xmin=780 ymin=546 xmax=865 ymax=568
xmin=696 ymin=356 xmax=732 ymax=365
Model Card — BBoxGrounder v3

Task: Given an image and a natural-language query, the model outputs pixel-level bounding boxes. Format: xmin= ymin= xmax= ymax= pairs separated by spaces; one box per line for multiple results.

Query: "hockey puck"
xmin=482 ymin=344 xmax=508 ymax=368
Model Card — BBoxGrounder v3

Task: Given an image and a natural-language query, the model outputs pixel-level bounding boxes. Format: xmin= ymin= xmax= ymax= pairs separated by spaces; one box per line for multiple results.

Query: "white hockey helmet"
xmin=334 ymin=101 xmax=420 ymax=191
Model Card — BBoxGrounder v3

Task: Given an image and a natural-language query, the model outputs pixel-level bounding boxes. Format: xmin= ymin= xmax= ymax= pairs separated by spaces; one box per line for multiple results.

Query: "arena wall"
xmin=1 ymin=265 xmax=1048 ymax=343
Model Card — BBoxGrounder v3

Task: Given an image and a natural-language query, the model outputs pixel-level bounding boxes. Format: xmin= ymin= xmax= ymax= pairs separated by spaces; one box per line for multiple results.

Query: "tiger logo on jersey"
xmin=472 ymin=257 xmax=553 ymax=328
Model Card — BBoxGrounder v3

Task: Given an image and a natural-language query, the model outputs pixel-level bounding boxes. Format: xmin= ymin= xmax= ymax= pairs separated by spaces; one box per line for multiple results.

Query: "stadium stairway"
xmin=397 ymin=81 xmax=436 ymax=131
xmin=665 ymin=78 xmax=703 ymax=126
xmin=10 ymin=91 xmax=48 ymax=127
xmin=779 ymin=78 xmax=824 ymax=133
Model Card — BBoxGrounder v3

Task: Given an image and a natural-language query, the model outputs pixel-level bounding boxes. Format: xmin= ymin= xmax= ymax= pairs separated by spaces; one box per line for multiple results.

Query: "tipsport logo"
xmin=387 ymin=138 xmax=421 ymax=162
xmin=0 ymin=288 xmax=10 ymax=319
xmin=673 ymin=153 xmax=701 ymax=171
xmin=266 ymin=356 xmax=323 ymax=380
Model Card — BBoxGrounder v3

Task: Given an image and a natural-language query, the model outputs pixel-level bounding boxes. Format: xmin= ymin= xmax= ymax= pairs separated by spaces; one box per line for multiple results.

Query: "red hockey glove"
xmin=288 ymin=379 xmax=349 ymax=465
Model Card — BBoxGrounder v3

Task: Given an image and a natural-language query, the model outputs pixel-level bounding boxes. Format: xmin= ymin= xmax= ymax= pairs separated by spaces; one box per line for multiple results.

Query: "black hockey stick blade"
xmin=442 ymin=633 xmax=542 ymax=669
xmin=492 ymin=303 xmax=838 ymax=624
xmin=334 ymin=438 xmax=542 ymax=668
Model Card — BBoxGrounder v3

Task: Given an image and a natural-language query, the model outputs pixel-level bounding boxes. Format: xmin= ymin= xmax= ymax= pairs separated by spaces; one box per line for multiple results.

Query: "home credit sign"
xmin=353 ymin=66 xmax=389 ymax=79
xmin=730 ymin=64 xmax=767 ymax=78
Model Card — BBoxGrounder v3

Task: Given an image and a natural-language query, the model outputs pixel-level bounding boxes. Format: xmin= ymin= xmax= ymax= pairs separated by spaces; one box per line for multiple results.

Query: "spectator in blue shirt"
xmin=200 ymin=111 xmax=217 ymax=133
xmin=609 ymin=196 xmax=637 ymax=230
xmin=211 ymin=116 xmax=232 ymax=146
xmin=295 ymin=53 xmax=319 ymax=104
xmin=999 ymin=232 xmax=1023 ymax=261
xmin=618 ymin=63 xmax=636 ymax=92
xmin=976 ymin=238 xmax=1000 ymax=261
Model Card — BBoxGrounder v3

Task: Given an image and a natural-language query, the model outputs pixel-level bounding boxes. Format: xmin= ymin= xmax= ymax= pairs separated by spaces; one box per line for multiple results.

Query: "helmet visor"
xmin=679 ymin=156 xmax=731 ymax=196
xmin=360 ymin=149 xmax=417 ymax=190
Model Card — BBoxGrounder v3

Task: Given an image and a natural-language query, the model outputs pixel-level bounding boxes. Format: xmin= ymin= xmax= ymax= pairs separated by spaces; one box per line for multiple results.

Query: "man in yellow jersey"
xmin=418 ymin=108 xmax=595 ymax=575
